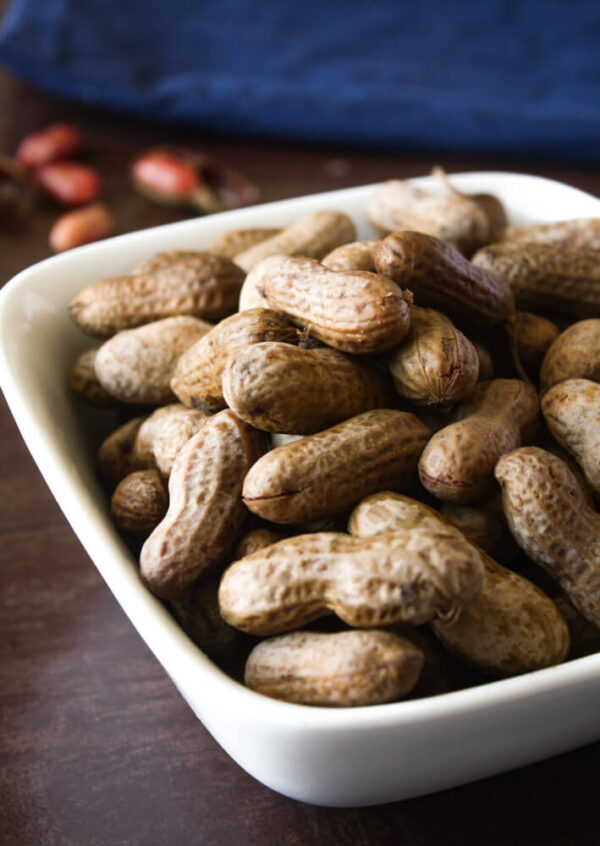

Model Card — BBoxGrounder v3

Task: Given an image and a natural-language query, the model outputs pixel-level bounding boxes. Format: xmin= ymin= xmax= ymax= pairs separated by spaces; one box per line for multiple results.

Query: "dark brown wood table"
xmin=1 ymin=67 xmax=600 ymax=845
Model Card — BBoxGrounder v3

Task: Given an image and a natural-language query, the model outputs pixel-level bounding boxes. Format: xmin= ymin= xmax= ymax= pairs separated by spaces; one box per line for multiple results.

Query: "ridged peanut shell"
xmin=132 ymin=250 xmax=201 ymax=275
xmin=95 ymin=316 xmax=212 ymax=404
xmin=222 ymin=342 xmax=397 ymax=434
xmin=69 ymin=348 xmax=116 ymax=407
xmin=110 ymin=469 xmax=168 ymax=534
xmin=207 ymin=227 xmax=281 ymax=258
xmin=388 ymin=307 xmax=479 ymax=406
xmin=322 ymin=240 xmax=378 ymax=272
xmin=472 ymin=243 xmax=600 ymax=317
xmin=499 ymin=218 xmax=600 ymax=251
xmin=243 ymin=409 xmax=430 ymax=524
xmin=140 ymin=409 xmax=267 ymax=599
xmin=219 ymin=528 xmax=483 ymax=635
xmin=515 ymin=311 xmax=559 ymax=377
xmin=132 ymin=403 xmax=211 ymax=477
xmin=97 ymin=416 xmax=146 ymax=486
xmin=540 ymin=320 xmax=600 ymax=392
xmin=418 ymin=379 xmax=539 ymax=503
xmin=69 ymin=253 xmax=245 ymax=337
xmin=245 ymin=630 xmax=424 ymax=706
xmin=242 ymin=255 xmax=411 ymax=355
xmin=171 ymin=572 xmax=243 ymax=663
xmin=495 ymin=447 xmax=600 ymax=628
xmin=234 ymin=528 xmax=285 ymax=559
xmin=234 ymin=210 xmax=356 ymax=272
xmin=171 ymin=308 xmax=298 ymax=411
xmin=348 ymin=492 xmax=569 ymax=676
xmin=542 ymin=379 xmax=600 ymax=495
xmin=366 ymin=180 xmax=490 ymax=254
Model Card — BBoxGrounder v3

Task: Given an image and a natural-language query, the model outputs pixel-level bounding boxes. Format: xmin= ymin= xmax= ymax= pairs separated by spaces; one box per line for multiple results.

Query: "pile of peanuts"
xmin=67 ymin=173 xmax=600 ymax=707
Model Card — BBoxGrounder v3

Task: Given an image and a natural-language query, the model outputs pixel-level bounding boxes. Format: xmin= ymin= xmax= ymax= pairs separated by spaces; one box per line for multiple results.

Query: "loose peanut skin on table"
xmin=242 ymin=409 xmax=430 ymax=524
xmin=240 ymin=255 xmax=412 ymax=355
xmin=94 ymin=316 xmax=212 ymax=405
xmin=542 ymin=379 xmax=600 ymax=496
xmin=222 ymin=342 xmax=397 ymax=434
xmin=140 ymin=409 xmax=267 ymax=600
xmin=540 ymin=319 xmax=600 ymax=392
xmin=171 ymin=308 xmax=299 ymax=412
xmin=418 ymin=379 xmax=539 ymax=503
xmin=245 ymin=630 xmax=424 ymax=706
xmin=348 ymin=492 xmax=569 ymax=676
xmin=387 ymin=306 xmax=479 ymax=406
xmin=219 ymin=528 xmax=483 ymax=635
xmin=495 ymin=447 xmax=600 ymax=628
xmin=69 ymin=253 xmax=245 ymax=337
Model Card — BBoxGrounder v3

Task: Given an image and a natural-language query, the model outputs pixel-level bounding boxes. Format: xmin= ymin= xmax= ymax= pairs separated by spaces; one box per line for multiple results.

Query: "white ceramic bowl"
xmin=2 ymin=172 xmax=600 ymax=808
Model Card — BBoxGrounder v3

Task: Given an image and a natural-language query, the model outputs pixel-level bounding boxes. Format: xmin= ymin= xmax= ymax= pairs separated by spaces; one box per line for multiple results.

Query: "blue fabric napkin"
xmin=1 ymin=0 xmax=599 ymax=160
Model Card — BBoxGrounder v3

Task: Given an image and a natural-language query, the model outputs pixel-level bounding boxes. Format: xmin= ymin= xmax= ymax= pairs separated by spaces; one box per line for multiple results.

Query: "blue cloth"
xmin=1 ymin=0 xmax=600 ymax=160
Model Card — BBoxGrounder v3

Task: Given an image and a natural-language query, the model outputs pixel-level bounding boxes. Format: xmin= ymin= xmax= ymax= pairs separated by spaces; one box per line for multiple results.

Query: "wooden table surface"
xmin=2 ymin=67 xmax=600 ymax=846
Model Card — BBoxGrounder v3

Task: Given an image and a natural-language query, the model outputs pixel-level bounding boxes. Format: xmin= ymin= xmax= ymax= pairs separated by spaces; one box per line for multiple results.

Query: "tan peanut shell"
xmin=418 ymin=379 xmax=539 ymax=503
xmin=171 ymin=572 xmax=243 ymax=663
xmin=243 ymin=409 xmax=431 ymax=524
xmin=97 ymin=416 xmax=146 ymax=486
xmin=495 ymin=447 xmax=600 ymax=628
xmin=219 ymin=528 xmax=483 ymax=635
xmin=171 ymin=308 xmax=298 ymax=411
xmin=366 ymin=179 xmax=490 ymax=255
xmin=388 ymin=307 xmax=479 ymax=406
xmin=440 ymin=498 xmax=505 ymax=557
xmin=69 ymin=254 xmax=245 ymax=337
xmin=69 ymin=348 xmax=117 ymax=407
xmin=540 ymin=319 xmax=600 ymax=392
xmin=322 ymin=240 xmax=378 ymax=272
xmin=110 ymin=469 xmax=168 ymax=534
xmin=132 ymin=403 xmax=211 ymax=477
xmin=245 ymin=630 xmax=424 ymax=706
xmin=499 ymin=218 xmax=600 ymax=251
xmin=348 ymin=492 xmax=569 ymax=675
xmin=542 ymin=379 xmax=600 ymax=495
xmin=222 ymin=342 xmax=397 ymax=434
xmin=132 ymin=250 xmax=201 ymax=275
xmin=472 ymin=342 xmax=494 ymax=381
xmin=430 ymin=167 xmax=507 ymax=245
xmin=515 ymin=311 xmax=559 ymax=377
xmin=234 ymin=210 xmax=356 ymax=272
xmin=234 ymin=528 xmax=285 ymax=559
xmin=140 ymin=409 xmax=267 ymax=599
xmin=206 ymin=227 xmax=281 ymax=258
xmin=471 ymin=243 xmax=600 ymax=318
xmin=554 ymin=594 xmax=600 ymax=659
xmin=241 ymin=255 xmax=411 ymax=355
xmin=94 ymin=316 xmax=212 ymax=405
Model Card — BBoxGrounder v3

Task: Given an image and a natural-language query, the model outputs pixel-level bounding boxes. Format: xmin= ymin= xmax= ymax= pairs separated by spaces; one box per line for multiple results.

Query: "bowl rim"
xmin=2 ymin=169 xmax=600 ymax=733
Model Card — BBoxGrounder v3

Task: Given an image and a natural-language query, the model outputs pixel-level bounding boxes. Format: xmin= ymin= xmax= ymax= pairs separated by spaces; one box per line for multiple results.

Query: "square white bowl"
xmin=2 ymin=172 xmax=600 ymax=808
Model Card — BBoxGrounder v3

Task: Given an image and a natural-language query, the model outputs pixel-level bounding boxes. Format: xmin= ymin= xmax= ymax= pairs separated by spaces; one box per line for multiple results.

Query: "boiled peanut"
xmin=241 ymin=255 xmax=411 ymax=355
xmin=473 ymin=342 xmax=494 ymax=381
xmin=140 ymin=409 xmax=267 ymax=599
xmin=495 ymin=447 xmax=600 ymax=628
xmin=554 ymin=594 xmax=600 ymax=659
xmin=234 ymin=528 xmax=285 ymax=559
xmin=171 ymin=308 xmax=298 ymax=412
xmin=430 ymin=166 xmax=508 ymax=244
xmin=322 ymin=240 xmax=378 ymax=272
xmin=69 ymin=253 xmax=244 ymax=337
xmin=540 ymin=319 xmax=600 ymax=392
xmin=243 ymin=409 xmax=430 ymax=524
xmin=69 ymin=348 xmax=117 ymax=407
xmin=110 ymin=469 xmax=168 ymax=535
xmin=499 ymin=218 xmax=600 ymax=251
xmin=97 ymin=416 xmax=146 ymax=487
xmin=245 ymin=630 xmax=424 ymax=706
xmin=222 ymin=342 xmax=396 ymax=434
xmin=542 ymin=379 xmax=600 ymax=495
xmin=219 ymin=528 xmax=483 ymax=634
xmin=366 ymin=179 xmax=490 ymax=254
xmin=387 ymin=307 xmax=479 ymax=406
xmin=132 ymin=403 xmax=211 ymax=477
xmin=472 ymin=242 xmax=600 ymax=318
xmin=348 ymin=492 xmax=569 ymax=675
xmin=515 ymin=311 xmax=559 ymax=377
xmin=207 ymin=227 xmax=281 ymax=258
xmin=440 ymin=498 xmax=505 ymax=557
xmin=132 ymin=250 xmax=201 ymax=275
xmin=234 ymin=210 xmax=355 ymax=272
xmin=94 ymin=316 xmax=212 ymax=404
xmin=418 ymin=379 xmax=539 ymax=503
